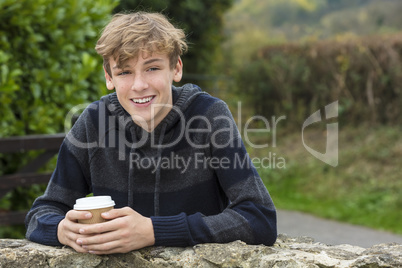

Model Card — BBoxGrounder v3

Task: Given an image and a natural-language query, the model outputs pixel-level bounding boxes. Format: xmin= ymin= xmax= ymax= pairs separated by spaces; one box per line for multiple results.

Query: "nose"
xmin=131 ymin=74 xmax=148 ymax=91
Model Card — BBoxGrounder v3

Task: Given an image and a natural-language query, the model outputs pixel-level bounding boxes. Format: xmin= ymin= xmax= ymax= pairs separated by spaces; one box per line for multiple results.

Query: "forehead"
xmin=110 ymin=52 xmax=169 ymax=69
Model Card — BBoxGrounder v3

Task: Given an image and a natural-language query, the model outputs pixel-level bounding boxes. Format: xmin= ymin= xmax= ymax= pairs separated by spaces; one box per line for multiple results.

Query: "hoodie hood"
xmin=101 ymin=83 xmax=206 ymax=215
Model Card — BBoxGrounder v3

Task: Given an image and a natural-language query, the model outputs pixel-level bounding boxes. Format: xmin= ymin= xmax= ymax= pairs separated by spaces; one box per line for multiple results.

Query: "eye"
xmin=147 ymin=67 xmax=159 ymax=72
xmin=118 ymin=71 xmax=130 ymax=76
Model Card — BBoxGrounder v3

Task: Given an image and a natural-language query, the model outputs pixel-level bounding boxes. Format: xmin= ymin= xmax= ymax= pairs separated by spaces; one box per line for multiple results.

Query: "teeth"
xmin=133 ymin=96 xmax=153 ymax=103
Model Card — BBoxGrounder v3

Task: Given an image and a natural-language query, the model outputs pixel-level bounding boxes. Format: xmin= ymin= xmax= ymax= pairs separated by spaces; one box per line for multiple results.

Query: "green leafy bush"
xmin=0 ymin=0 xmax=117 ymax=137
xmin=236 ymin=34 xmax=402 ymax=126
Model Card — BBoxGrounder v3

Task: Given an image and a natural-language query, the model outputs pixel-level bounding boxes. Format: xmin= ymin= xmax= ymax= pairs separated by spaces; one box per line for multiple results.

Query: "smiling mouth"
xmin=132 ymin=96 xmax=155 ymax=104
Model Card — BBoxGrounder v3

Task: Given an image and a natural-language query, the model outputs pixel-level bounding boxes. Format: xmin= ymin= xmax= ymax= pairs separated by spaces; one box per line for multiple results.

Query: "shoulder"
xmin=65 ymin=94 xmax=117 ymax=144
xmin=186 ymin=91 xmax=231 ymax=118
xmin=71 ymin=93 xmax=118 ymax=127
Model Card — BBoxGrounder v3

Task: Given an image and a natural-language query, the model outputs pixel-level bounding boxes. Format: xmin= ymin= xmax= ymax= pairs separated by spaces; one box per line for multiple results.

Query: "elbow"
xmin=252 ymin=208 xmax=277 ymax=246
xmin=263 ymin=228 xmax=277 ymax=246
xmin=254 ymin=222 xmax=277 ymax=246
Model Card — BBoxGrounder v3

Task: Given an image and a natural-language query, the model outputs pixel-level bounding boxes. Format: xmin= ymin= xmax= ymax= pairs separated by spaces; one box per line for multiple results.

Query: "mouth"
xmin=131 ymin=96 xmax=155 ymax=104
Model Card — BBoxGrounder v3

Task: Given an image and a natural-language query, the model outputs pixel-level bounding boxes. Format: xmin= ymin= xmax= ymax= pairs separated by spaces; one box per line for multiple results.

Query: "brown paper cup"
xmin=77 ymin=206 xmax=114 ymax=224
xmin=74 ymin=196 xmax=115 ymax=224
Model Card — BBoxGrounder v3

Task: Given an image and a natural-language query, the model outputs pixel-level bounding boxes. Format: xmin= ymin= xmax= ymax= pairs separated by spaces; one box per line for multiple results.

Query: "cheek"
xmin=115 ymin=81 xmax=131 ymax=92
xmin=154 ymin=76 xmax=172 ymax=93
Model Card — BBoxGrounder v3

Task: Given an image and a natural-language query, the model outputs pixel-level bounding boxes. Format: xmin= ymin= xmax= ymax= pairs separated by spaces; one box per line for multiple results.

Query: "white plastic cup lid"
xmin=74 ymin=196 xmax=115 ymax=210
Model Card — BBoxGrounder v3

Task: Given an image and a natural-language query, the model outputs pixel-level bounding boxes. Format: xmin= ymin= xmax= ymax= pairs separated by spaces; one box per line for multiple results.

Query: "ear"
xmin=173 ymin=57 xmax=183 ymax=83
xmin=104 ymin=67 xmax=115 ymax=90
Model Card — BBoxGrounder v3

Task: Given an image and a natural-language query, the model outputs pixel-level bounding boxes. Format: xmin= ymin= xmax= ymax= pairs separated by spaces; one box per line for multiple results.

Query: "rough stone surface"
xmin=0 ymin=234 xmax=401 ymax=267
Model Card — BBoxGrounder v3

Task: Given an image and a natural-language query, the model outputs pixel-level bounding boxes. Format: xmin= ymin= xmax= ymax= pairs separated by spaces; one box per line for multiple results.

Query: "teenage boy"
xmin=25 ymin=11 xmax=277 ymax=255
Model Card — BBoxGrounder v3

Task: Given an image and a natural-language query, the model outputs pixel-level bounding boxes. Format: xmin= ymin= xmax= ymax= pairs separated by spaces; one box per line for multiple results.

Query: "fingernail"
xmin=85 ymin=213 xmax=91 ymax=218
xmin=77 ymin=239 xmax=82 ymax=245
xmin=88 ymin=251 xmax=96 ymax=254
xmin=79 ymin=228 xmax=85 ymax=234
xmin=102 ymin=212 xmax=109 ymax=217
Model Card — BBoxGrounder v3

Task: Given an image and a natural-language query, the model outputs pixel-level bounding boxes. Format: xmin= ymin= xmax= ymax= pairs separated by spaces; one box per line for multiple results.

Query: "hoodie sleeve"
xmin=25 ymin=140 xmax=91 ymax=246
xmin=151 ymin=99 xmax=277 ymax=247
xmin=202 ymin=100 xmax=277 ymax=245
xmin=25 ymin=108 xmax=94 ymax=246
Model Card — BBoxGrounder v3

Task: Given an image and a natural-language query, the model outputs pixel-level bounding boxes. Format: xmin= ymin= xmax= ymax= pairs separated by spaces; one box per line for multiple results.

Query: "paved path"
xmin=277 ymin=209 xmax=402 ymax=248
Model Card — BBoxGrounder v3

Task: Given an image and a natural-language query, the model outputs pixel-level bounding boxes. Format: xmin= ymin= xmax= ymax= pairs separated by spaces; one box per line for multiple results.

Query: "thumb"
xmin=101 ymin=207 xmax=129 ymax=220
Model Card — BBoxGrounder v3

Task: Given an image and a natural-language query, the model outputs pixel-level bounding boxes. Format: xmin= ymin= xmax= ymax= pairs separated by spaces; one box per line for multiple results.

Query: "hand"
xmin=57 ymin=210 xmax=94 ymax=253
xmin=74 ymin=207 xmax=155 ymax=254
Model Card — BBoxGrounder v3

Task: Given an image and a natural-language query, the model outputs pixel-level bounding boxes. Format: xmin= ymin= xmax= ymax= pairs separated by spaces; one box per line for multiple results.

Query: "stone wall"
xmin=0 ymin=234 xmax=401 ymax=267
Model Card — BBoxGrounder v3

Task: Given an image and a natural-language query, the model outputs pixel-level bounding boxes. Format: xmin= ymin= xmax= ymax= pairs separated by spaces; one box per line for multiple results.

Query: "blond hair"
xmin=95 ymin=12 xmax=188 ymax=76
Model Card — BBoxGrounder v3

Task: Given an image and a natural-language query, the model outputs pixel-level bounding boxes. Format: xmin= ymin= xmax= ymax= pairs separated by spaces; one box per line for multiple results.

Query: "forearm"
xmin=150 ymin=204 xmax=276 ymax=247
xmin=25 ymin=134 xmax=92 ymax=243
xmin=25 ymin=208 xmax=65 ymax=246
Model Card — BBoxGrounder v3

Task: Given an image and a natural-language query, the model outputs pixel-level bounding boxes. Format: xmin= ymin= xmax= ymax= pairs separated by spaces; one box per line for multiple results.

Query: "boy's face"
xmin=104 ymin=52 xmax=183 ymax=131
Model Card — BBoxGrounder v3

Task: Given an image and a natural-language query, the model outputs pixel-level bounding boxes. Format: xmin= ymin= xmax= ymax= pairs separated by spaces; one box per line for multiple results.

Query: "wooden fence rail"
xmin=0 ymin=133 xmax=65 ymax=226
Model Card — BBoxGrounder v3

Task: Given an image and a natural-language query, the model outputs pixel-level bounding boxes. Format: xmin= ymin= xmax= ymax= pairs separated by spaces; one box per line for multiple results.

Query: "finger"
xmin=66 ymin=210 xmax=93 ymax=222
xmin=101 ymin=207 xmax=133 ymax=220
xmin=85 ymin=242 xmax=122 ymax=255
xmin=78 ymin=219 xmax=119 ymax=235
xmin=63 ymin=216 xmax=93 ymax=236
xmin=78 ymin=229 xmax=118 ymax=247
xmin=70 ymin=242 xmax=90 ymax=253
xmin=63 ymin=231 xmax=92 ymax=253
xmin=78 ymin=233 xmax=126 ymax=254
xmin=82 ymin=235 xmax=131 ymax=255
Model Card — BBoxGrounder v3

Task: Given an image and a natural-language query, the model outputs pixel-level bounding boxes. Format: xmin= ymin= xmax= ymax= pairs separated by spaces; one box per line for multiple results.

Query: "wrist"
xmin=56 ymin=218 xmax=66 ymax=245
xmin=145 ymin=217 xmax=155 ymax=246
xmin=151 ymin=213 xmax=191 ymax=247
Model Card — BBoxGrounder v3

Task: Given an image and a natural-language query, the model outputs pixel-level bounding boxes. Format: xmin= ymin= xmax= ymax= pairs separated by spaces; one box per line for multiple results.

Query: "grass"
xmin=246 ymin=124 xmax=402 ymax=234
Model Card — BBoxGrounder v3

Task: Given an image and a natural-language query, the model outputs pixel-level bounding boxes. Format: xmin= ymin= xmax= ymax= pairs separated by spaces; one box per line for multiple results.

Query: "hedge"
xmin=236 ymin=34 xmax=402 ymax=126
xmin=0 ymin=0 xmax=117 ymax=138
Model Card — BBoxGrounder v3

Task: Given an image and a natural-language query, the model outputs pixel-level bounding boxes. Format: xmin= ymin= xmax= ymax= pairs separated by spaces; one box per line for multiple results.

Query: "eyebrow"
xmin=112 ymin=64 xmax=129 ymax=70
xmin=143 ymin=58 xmax=163 ymax=65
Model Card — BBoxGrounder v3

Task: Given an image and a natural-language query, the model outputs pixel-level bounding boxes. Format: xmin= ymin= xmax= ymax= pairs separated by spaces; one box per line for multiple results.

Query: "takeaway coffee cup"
xmin=74 ymin=196 xmax=115 ymax=224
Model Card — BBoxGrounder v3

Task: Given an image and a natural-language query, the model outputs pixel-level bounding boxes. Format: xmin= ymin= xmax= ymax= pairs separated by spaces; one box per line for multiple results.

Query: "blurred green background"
xmin=1 ymin=0 xmax=401 ymax=238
